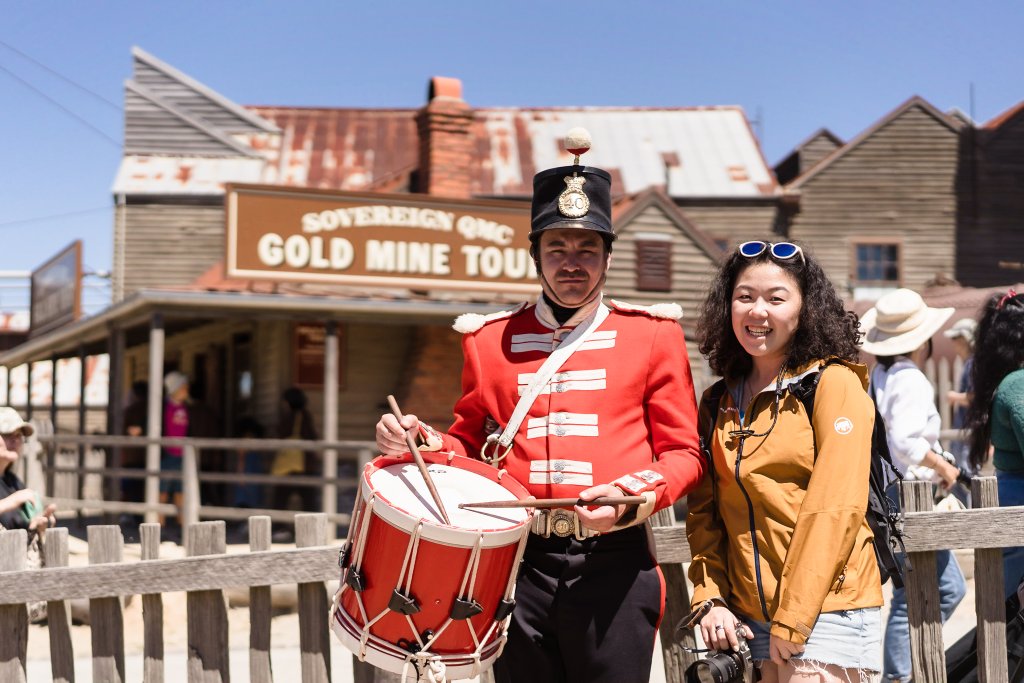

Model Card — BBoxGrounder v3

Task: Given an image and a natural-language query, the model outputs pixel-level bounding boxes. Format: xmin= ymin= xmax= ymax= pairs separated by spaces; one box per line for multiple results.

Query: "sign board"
xmin=226 ymin=184 xmax=538 ymax=292
xmin=292 ymin=322 xmax=345 ymax=389
xmin=30 ymin=241 xmax=82 ymax=337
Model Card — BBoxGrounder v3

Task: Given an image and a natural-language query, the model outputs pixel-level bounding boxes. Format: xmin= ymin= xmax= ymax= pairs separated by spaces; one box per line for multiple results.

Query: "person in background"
xmin=271 ymin=387 xmax=318 ymax=541
xmin=0 ymin=407 xmax=57 ymax=538
xmin=859 ymin=288 xmax=966 ymax=682
xmin=233 ymin=416 xmax=267 ymax=509
xmin=945 ymin=317 xmax=978 ymax=504
xmin=159 ymin=371 xmax=190 ymax=527
xmin=965 ymin=289 xmax=1024 ymax=598
xmin=688 ymin=240 xmax=882 ymax=681
xmin=121 ymin=380 xmax=148 ymax=508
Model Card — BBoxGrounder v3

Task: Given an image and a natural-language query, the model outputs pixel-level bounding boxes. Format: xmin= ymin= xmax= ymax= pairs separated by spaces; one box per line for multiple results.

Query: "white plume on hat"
xmin=859 ymin=288 xmax=954 ymax=357
xmin=0 ymin=407 xmax=34 ymax=437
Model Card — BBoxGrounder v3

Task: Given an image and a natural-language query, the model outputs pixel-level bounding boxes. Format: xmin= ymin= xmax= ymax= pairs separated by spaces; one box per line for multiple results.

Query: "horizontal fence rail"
xmin=2 ymin=481 xmax=1022 ymax=682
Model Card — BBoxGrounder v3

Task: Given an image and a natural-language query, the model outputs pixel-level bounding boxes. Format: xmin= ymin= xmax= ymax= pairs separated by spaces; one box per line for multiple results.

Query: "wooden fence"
xmin=2 ymin=479 xmax=1024 ymax=682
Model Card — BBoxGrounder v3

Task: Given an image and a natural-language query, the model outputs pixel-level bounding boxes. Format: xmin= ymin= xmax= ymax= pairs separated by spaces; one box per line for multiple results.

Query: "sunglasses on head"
xmin=737 ymin=241 xmax=805 ymax=264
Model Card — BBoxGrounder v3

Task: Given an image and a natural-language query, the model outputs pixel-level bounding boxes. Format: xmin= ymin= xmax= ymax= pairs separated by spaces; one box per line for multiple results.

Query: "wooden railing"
xmin=2 ymin=481 xmax=1024 ymax=682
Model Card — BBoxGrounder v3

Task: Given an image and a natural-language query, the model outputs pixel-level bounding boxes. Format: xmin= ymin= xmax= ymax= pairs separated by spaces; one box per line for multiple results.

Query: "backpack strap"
xmin=698 ymin=379 xmax=728 ymax=516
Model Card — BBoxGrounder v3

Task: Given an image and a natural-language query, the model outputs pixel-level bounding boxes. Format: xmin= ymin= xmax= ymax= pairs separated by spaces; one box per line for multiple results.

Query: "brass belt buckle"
xmin=549 ymin=509 xmax=576 ymax=538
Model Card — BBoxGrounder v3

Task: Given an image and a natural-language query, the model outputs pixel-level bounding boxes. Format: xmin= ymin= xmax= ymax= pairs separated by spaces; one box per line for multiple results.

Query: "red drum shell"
xmin=332 ymin=451 xmax=531 ymax=674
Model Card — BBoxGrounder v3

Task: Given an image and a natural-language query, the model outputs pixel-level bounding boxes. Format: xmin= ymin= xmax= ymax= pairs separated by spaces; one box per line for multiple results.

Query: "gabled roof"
xmin=131 ymin=47 xmax=279 ymax=134
xmin=613 ymin=187 xmax=726 ymax=263
xmin=116 ymin=50 xmax=780 ymax=200
xmin=788 ymin=96 xmax=963 ymax=190
xmin=982 ymin=100 xmax=1024 ymax=131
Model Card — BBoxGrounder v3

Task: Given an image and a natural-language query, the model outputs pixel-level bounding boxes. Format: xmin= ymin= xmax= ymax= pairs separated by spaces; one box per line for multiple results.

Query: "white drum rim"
xmin=361 ymin=459 xmax=531 ymax=549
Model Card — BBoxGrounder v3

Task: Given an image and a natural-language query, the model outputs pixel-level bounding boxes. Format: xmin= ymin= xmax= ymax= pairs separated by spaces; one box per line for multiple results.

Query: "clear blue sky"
xmin=2 ymin=1 xmax=1021 ymax=313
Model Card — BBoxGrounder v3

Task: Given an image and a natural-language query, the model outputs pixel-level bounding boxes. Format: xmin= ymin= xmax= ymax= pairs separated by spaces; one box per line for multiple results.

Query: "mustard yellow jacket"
xmin=686 ymin=359 xmax=883 ymax=645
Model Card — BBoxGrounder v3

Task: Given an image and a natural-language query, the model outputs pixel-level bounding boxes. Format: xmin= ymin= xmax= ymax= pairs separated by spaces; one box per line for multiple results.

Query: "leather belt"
xmin=531 ymin=509 xmax=599 ymax=540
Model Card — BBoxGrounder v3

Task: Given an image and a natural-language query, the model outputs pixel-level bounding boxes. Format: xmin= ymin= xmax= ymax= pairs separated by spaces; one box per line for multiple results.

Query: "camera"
xmin=684 ymin=632 xmax=757 ymax=683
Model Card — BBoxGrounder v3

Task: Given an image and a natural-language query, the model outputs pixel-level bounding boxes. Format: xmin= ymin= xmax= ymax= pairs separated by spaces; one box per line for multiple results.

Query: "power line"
xmin=0 ymin=206 xmax=112 ymax=229
xmin=0 ymin=62 xmax=121 ymax=148
xmin=0 ymin=40 xmax=120 ymax=111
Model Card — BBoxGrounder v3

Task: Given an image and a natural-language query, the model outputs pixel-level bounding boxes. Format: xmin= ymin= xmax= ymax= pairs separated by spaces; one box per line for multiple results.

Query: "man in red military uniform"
xmin=377 ymin=130 xmax=704 ymax=683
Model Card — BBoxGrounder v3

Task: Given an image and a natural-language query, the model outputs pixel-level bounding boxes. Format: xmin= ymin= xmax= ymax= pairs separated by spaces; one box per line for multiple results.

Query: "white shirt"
xmin=870 ymin=358 xmax=942 ymax=482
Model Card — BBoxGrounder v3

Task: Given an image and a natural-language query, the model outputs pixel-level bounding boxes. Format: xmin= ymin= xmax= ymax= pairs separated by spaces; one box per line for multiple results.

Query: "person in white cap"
xmin=860 ymin=288 xmax=966 ymax=682
xmin=0 ymin=407 xmax=57 ymax=538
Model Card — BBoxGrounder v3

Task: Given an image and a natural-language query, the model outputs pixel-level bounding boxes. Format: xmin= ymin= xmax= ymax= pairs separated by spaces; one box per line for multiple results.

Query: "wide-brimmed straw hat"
xmin=860 ymin=288 xmax=954 ymax=357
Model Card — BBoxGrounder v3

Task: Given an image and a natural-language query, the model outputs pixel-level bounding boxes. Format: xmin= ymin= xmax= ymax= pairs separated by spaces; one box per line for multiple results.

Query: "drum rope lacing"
xmin=332 ymin=463 xmax=532 ymax=681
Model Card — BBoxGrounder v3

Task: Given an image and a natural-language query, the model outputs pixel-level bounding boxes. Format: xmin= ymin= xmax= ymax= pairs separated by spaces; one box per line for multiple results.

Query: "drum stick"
xmin=387 ymin=395 xmax=451 ymax=525
xmin=459 ymin=496 xmax=647 ymax=510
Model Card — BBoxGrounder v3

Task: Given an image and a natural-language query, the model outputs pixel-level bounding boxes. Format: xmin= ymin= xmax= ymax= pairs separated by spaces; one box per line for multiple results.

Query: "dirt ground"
xmin=26 ymin=535 xmax=327 ymax=661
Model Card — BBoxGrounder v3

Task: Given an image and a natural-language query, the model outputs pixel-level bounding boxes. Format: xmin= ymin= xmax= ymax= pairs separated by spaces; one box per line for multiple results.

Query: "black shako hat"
xmin=529 ymin=128 xmax=615 ymax=243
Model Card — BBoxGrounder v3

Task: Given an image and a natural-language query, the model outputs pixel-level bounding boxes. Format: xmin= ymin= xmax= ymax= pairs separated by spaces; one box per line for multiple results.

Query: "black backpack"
xmin=698 ymin=359 xmax=908 ymax=589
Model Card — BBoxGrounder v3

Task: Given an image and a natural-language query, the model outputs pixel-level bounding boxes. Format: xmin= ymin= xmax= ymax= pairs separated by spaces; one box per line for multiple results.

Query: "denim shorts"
xmin=743 ymin=608 xmax=881 ymax=671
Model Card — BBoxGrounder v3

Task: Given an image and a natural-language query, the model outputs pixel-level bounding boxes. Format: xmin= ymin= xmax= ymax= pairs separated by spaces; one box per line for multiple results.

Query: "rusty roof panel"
xmin=115 ymin=105 xmax=777 ymax=198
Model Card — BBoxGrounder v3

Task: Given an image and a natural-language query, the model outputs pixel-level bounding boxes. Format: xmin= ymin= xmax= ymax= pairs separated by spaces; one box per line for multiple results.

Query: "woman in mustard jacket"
xmin=687 ymin=241 xmax=882 ymax=681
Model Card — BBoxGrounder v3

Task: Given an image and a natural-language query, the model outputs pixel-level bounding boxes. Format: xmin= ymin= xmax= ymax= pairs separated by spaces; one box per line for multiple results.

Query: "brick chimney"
xmin=415 ymin=77 xmax=474 ymax=198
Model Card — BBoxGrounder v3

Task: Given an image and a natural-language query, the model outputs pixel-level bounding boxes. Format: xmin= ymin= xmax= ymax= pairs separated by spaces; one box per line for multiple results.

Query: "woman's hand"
xmin=769 ymin=634 xmax=805 ymax=665
xmin=699 ymin=605 xmax=754 ymax=652
xmin=375 ymin=413 xmax=419 ymax=455
xmin=27 ymin=503 xmax=57 ymax=539
xmin=574 ymin=484 xmax=628 ymax=532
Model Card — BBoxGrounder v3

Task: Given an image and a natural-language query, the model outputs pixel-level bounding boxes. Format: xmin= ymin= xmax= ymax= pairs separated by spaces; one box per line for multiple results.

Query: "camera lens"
xmin=686 ymin=652 xmax=742 ymax=683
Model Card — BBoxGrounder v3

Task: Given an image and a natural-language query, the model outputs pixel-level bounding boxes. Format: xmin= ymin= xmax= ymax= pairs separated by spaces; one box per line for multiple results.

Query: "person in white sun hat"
xmin=860 ymin=288 xmax=966 ymax=682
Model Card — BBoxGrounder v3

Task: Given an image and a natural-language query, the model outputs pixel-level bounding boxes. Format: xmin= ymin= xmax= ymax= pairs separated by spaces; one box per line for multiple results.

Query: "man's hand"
xmin=769 ymin=634 xmax=804 ymax=665
xmin=574 ymin=484 xmax=628 ymax=532
xmin=375 ymin=413 xmax=420 ymax=455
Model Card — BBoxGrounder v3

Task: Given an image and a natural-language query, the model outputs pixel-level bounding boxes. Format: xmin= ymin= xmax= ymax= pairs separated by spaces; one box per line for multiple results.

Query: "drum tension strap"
xmin=389 ymin=589 xmax=421 ymax=616
xmin=494 ymin=598 xmax=516 ymax=621
xmin=450 ymin=597 xmax=484 ymax=620
xmin=345 ymin=568 xmax=365 ymax=593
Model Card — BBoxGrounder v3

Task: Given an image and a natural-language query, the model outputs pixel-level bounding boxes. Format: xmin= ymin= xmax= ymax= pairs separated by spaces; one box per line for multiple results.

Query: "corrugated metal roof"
xmin=115 ymin=106 xmax=778 ymax=198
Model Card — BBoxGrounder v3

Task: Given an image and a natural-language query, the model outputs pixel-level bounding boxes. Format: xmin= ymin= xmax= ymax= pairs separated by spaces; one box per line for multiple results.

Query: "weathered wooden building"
xmin=955 ymin=101 xmax=1024 ymax=286
xmin=2 ymin=47 xmax=790 ymax=443
xmin=780 ymin=97 xmax=965 ymax=300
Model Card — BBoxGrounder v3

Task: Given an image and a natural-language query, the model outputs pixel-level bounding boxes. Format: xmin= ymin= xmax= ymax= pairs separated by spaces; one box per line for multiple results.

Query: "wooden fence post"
xmin=141 ymin=523 xmax=164 ymax=683
xmin=89 ymin=525 xmax=126 ymax=683
xmin=653 ymin=507 xmax=697 ymax=683
xmin=44 ymin=527 xmax=75 ymax=683
xmin=903 ymin=480 xmax=946 ymax=683
xmin=972 ymin=476 xmax=1008 ymax=683
xmin=187 ymin=521 xmax=229 ymax=683
xmin=182 ymin=445 xmax=201 ymax=543
xmin=296 ymin=513 xmax=331 ymax=683
xmin=249 ymin=516 xmax=274 ymax=683
xmin=0 ymin=529 xmax=28 ymax=683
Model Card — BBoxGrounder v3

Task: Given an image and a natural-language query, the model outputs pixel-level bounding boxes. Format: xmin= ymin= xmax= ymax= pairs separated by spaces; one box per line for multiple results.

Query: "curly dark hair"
xmin=965 ymin=291 xmax=1024 ymax=471
xmin=697 ymin=242 xmax=861 ymax=380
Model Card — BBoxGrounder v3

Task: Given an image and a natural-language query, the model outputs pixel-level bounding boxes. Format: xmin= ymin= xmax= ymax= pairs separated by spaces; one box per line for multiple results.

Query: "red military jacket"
xmin=437 ymin=296 xmax=704 ymax=523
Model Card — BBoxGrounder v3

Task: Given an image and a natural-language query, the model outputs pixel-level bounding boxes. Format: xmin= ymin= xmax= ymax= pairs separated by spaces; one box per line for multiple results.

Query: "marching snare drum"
xmin=331 ymin=451 xmax=531 ymax=680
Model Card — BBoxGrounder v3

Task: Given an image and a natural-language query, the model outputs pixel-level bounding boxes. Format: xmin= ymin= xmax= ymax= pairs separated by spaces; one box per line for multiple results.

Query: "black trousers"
xmin=492 ymin=525 xmax=663 ymax=683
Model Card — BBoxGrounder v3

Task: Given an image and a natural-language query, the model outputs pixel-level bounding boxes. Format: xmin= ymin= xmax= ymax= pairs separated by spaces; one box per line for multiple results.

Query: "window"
xmin=852 ymin=241 xmax=901 ymax=300
xmin=635 ymin=237 xmax=673 ymax=292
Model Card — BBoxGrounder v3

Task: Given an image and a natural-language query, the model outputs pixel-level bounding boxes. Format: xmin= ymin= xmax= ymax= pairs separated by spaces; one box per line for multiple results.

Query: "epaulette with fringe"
xmin=452 ymin=302 xmax=528 ymax=334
